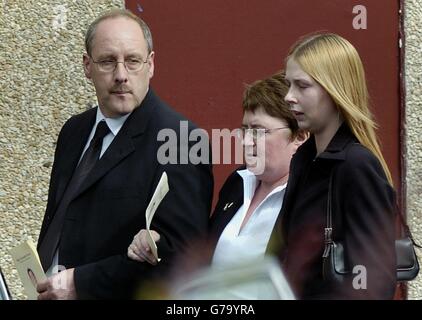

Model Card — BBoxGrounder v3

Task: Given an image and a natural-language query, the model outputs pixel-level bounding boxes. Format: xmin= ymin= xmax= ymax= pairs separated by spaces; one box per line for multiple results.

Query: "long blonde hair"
xmin=287 ymin=33 xmax=393 ymax=186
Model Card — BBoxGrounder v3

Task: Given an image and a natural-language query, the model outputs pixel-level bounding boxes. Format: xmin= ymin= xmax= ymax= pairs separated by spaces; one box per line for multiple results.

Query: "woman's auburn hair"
xmin=287 ymin=32 xmax=393 ymax=186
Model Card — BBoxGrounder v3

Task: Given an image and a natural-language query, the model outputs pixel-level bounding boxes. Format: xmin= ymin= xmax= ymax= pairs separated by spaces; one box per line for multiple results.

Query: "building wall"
xmin=0 ymin=0 xmax=124 ymax=299
xmin=130 ymin=0 xmax=403 ymax=208
xmin=404 ymin=0 xmax=422 ymax=300
xmin=0 ymin=0 xmax=421 ymax=300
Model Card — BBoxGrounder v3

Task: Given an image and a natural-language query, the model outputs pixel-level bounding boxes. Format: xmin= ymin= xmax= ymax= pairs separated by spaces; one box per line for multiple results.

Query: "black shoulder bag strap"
xmin=323 ymin=169 xmax=335 ymax=258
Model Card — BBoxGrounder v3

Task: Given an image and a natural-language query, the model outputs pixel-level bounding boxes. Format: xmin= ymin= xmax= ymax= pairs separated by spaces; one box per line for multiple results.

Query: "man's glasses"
xmin=90 ymin=56 xmax=149 ymax=73
xmin=235 ymin=127 xmax=289 ymax=140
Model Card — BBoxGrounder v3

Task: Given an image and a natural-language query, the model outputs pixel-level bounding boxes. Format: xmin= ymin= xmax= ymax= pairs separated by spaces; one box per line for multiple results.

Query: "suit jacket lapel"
xmin=71 ymin=89 xmax=156 ymax=200
xmin=209 ymin=173 xmax=244 ymax=253
xmin=54 ymin=110 xmax=96 ymax=209
xmin=211 ymin=195 xmax=243 ymax=237
xmin=73 ymin=129 xmax=135 ymax=199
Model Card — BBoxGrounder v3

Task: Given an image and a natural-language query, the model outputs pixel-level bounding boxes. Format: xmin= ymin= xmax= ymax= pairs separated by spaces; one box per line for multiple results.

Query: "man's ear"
xmin=147 ymin=51 xmax=155 ymax=79
xmin=83 ymin=54 xmax=92 ymax=79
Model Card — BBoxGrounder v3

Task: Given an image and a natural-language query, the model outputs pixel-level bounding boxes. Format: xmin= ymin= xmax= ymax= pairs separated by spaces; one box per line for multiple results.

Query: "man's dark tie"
xmin=38 ymin=120 xmax=110 ymax=270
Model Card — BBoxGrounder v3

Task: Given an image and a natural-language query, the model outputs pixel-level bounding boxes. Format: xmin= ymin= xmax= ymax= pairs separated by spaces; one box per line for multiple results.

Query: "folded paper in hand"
xmin=145 ymin=172 xmax=169 ymax=262
xmin=9 ymin=240 xmax=47 ymax=300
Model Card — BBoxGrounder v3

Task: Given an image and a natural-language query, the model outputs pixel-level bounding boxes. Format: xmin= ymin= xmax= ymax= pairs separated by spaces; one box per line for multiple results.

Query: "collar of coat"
xmin=123 ymin=88 xmax=158 ymax=137
xmin=296 ymin=122 xmax=359 ymax=162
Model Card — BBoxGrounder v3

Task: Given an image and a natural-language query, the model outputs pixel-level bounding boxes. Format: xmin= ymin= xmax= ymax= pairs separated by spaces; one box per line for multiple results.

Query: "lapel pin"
xmin=223 ymin=202 xmax=234 ymax=211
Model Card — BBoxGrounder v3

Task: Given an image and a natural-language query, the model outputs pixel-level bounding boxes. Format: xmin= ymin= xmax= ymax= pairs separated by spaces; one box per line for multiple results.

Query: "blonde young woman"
xmin=281 ymin=33 xmax=396 ymax=299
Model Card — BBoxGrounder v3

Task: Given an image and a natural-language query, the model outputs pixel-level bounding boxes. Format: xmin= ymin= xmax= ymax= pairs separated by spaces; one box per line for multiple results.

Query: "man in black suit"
xmin=36 ymin=9 xmax=213 ymax=299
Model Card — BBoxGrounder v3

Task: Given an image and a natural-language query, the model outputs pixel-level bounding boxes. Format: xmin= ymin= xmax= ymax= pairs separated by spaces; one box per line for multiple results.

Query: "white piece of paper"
xmin=145 ymin=172 xmax=169 ymax=262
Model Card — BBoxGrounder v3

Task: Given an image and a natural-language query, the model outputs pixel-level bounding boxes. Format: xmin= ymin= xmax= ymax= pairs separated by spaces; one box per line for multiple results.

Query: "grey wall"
xmin=404 ymin=0 xmax=422 ymax=300
xmin=0 ymin=0 xmax=421 ymax=300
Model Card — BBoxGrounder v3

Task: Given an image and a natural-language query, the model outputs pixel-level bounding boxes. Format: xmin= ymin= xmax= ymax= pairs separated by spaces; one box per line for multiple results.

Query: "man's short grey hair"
xmin=85 ymin=9 xmax=153 ymax=56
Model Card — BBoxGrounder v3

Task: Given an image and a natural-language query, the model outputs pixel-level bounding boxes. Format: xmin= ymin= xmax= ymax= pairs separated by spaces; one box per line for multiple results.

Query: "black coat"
xmin=279 ymin=123 xmax=396 ymax=299
xmin=37 ymin=89 xmax=214 ymax=299
xmin=208 ymin=168 xmax=244 ymax=251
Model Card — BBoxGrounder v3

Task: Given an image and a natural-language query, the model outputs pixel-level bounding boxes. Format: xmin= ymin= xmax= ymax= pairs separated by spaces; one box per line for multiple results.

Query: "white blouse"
xmin=211 ymin=169 xmax=286 ymax=298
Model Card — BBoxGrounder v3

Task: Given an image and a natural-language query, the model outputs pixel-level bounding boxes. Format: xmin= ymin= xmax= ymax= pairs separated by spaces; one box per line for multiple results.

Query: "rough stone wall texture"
xmin=0 ymin=0 xmax=124 ymax=299
xmin=1 ymin=0 xmax=421 ymax=301
xmin=405 ymin=0 xmax=422 ymax=300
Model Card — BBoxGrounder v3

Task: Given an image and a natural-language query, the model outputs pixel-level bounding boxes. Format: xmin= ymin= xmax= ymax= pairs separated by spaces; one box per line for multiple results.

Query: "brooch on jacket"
xmin=223 ymin=202 xmax=234 ymax=211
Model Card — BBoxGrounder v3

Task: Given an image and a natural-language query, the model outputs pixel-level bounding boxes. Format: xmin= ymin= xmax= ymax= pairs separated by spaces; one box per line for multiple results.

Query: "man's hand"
xmin=127 ymin=229 xmax=160 ymax=265
xmin=36 ymin=268 xmax=77 ymax=300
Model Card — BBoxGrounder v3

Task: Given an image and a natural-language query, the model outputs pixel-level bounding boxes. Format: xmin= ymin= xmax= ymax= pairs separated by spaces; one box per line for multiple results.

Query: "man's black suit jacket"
xmin=37 ymin=89 xmax=213 ymax=299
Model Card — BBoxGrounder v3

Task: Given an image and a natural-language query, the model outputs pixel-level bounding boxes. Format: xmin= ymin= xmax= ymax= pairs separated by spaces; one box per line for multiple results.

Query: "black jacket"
xmin=278 ymin=123 xmax=396 ymax=299
xmin=38 ymin=89 xmax=214 ymax=299
xmin=208 ymin=168 xmax=244 ymax=252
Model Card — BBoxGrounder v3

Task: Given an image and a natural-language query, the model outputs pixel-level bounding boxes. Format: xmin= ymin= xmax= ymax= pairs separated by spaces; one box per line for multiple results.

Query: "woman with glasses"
xmin=281 ymin=33 xmax=396 ymax=299
xmin=208 ymin=73 xmax=305 ymax=279
xmin=127 ymin=72 xmax=306 ymax=298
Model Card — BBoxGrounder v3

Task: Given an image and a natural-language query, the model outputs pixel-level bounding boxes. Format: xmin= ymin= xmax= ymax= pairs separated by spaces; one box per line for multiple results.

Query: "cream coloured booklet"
xmin=9 ymin=240 xmax=47 ymax=300
xmin=145 ymin=172 xmax=169 ymax=262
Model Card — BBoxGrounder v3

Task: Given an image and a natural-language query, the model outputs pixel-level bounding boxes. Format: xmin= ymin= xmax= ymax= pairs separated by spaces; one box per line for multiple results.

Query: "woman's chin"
xmin=245 ymin=158 xmax=257 ymax=168
xmin=246 ymin=161 xmax=265 ymax=175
